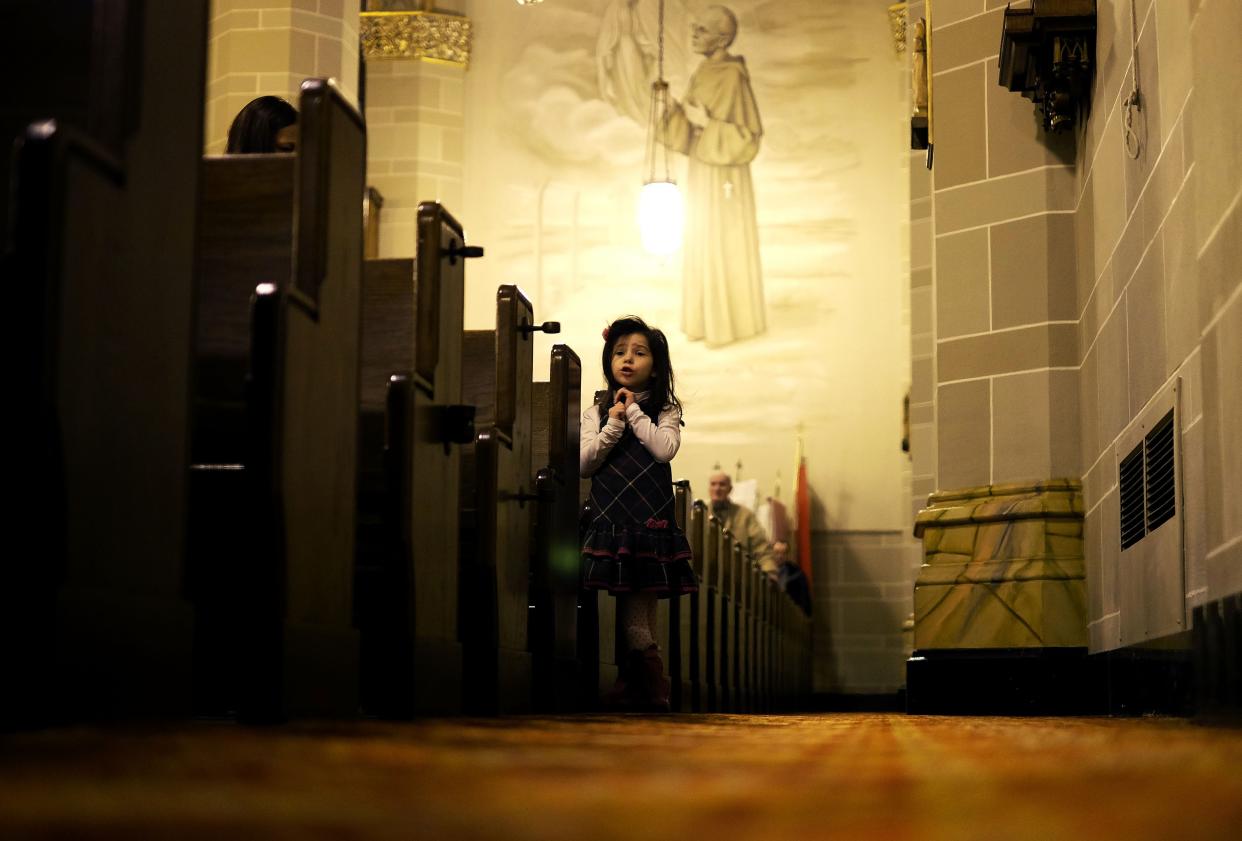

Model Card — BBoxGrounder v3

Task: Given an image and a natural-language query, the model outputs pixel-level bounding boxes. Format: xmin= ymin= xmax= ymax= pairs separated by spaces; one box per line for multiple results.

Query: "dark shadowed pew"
xmin=734 ymin=542 xmax=749 ymax=711
xmin=529 ymin=344 xmax=582 ymax=712
xmin=684 ymin=499 xmax=707 ymax=711
xmin=2 ymin=0 xmax=209 ymax=727
xmin=703 ymin=514 xmax=723 ymax=711
xmin=190 ymin=78 xmax=364 ymax=722
xmin=576 ymin=475 xmax=623 ymax=706
xmin=670 ymin=481 xmax=694 ymax=711
xmin=460 ymin=285 xmax=558 ymax=713
xmin=354 ymin=201 xmax=478 ymax=717
xmin=189 ymin=150 xmax=294 ymax=717
xmin=363 ymin=186 xmax=384 ymax=260
xmin=761 ymin=572 xmax=774 ymax=712
xmin=0 ymin=0 xmax=143 ymax=241
xmin=720 ymin=526 xmax=736 ymax=712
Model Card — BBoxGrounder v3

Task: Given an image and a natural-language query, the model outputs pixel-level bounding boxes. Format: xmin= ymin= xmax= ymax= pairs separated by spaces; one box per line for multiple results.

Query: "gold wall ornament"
xmin=888 ymin=2 xmax=908 ymax=55
xmin=360 ymin=11 xmax=472 ymax=67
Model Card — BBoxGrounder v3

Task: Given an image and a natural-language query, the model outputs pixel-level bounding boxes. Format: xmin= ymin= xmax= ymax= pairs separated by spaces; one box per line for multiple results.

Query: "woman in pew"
xmin=226 ymin=95 xmax=298 ymax=154
xmin=581 ymin=316 xmax=697 ymax=712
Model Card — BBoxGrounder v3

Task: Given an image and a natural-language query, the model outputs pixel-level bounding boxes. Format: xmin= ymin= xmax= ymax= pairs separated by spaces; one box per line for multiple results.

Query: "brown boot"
xmin=638 ymin=645 xmax=671 ymax=712
xmin=600 ymin=649 xmax=646 ymax=711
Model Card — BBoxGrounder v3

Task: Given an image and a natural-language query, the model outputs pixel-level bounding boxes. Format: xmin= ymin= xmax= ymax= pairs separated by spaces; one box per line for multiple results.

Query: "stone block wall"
xmin=364 ymin=58 xmax=465 ymax=257
xmin=1075 ymin=0 xmax=1242 ymax=649
xmin=914 ymin=0 xmax=1242 ymax=656
xmin=812 ymin=531 xmax=921 ymax=694
xmin=927 ymin=0 xmax=1080 ymax=495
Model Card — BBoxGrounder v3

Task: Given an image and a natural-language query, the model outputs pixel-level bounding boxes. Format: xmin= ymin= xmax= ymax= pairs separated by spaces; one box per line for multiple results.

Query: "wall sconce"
xmin=997 ymin=0 xmax=1096 ymax=134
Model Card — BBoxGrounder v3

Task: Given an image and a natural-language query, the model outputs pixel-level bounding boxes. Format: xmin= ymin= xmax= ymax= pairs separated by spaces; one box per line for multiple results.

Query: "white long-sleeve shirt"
xmin=580 ymin=400 xmax=683 ymax=478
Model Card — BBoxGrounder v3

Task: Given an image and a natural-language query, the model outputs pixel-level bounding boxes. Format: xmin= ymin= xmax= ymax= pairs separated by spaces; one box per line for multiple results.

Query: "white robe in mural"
xmin=596 ymin=0 xmax=657 ymax=125
xmin=664 ymin=55 xmax=765 ymax=346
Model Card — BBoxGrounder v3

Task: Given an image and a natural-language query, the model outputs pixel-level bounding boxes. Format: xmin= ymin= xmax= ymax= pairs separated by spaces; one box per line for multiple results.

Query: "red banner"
xmin=796 ymin=456 xmax=812 ymax=588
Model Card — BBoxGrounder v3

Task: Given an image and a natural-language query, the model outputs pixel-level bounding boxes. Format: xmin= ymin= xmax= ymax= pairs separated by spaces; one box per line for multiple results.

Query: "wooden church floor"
xmin=3 ymin=713 xmax=1240 ymax=840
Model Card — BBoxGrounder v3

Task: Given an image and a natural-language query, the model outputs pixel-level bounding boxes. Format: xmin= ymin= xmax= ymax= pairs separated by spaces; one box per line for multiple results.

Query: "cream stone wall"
xmin=365 ymin=59 xmax=465 ymax=257
xmin=813 ymin=531 xmax=919 ymax=694
xmin=205 ymin=0 xmax=361 ymax=154
xmin=1072 ymin=0 xmax=1242 ymax=650
xmin=362 ymin=0 xmax=466 ymax=257
xmin=915 ymin=0 xmax=1242 ymax=655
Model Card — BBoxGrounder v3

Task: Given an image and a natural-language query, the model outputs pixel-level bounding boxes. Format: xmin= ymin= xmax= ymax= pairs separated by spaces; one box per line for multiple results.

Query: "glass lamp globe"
xmin=637 ymin=180 xmax=684 ymax=256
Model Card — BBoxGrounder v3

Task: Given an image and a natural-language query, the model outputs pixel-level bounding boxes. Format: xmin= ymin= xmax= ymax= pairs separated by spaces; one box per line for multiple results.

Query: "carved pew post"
xmin=739 ymin=550 xmax=752 ymax=713
xmin=684 ymin=498 xmax=706 ymax=712
xmin=530 ymin=344 xmax=581 ymax=712
xmin=355 ymin=202 xmax=477 ymax=717
xmin=731 ymin=542 xmax=744 ymax=712
xmin=760 ymin=571 xmax=770 ymax=710
xmin=703 ymin=513 xmax=722 ymax=712
xmin=718 ymin=527 xmax=735 ymax=712
xmin=756 ymin=571 xmax=768 ymax=713
xmin=750 ymin=562 xmax=762 ymax=712
xmin=775 ymin=582 xmax=785 ymax=709
xmin=3 ymin=1 xmax=207 ymax=725
xmin=191 ymin=79 xmax=364 ymax=722
xmin=460 ymin=285 xmax=556 ymax=713
xmin=669 ymin=481 xmax=693 ymax=712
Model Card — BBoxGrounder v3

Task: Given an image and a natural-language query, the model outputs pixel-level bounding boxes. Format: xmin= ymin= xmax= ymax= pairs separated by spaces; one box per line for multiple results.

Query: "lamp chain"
xmin=658 ymin=0 xmax=665 ymax=83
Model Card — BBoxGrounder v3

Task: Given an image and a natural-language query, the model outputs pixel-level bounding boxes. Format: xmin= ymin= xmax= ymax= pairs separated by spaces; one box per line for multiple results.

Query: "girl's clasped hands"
xmin=608 ymin=387 xmax=638 ymax=420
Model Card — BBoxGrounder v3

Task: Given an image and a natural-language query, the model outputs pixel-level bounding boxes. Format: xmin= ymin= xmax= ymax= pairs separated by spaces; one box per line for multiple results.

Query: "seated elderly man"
xmin=708 ymin=471 xmax=777 ymax=579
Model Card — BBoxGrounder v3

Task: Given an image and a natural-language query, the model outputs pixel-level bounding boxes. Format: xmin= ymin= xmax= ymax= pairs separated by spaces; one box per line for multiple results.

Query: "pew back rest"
xmin=359 ymin=258 xmax=415 ymax=411
xmin=196 ymin=155 xmax=295 ymax=387
xmin=279 ymin=78 xmax=366 ymax=628
xmin=542 ymin=344 xmax=582 ymax=588
xmin=0 ymin=0 xmax=142 ymax=237
xmin=291 ymin=78 xmax=366 ymax=313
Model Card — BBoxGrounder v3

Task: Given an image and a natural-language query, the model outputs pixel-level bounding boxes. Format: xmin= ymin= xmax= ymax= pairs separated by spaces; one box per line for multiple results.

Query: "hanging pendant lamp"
xmin=638 ymin=0 xmax=683 ymax=255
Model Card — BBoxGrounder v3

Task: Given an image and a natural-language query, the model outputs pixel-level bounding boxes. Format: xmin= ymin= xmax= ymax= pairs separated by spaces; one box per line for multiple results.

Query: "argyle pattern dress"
xmin=581 ymin=396 xmax=697 ymax=597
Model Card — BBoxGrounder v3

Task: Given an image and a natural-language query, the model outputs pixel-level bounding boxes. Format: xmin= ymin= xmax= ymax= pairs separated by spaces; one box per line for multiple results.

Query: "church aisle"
xmin=2 ymin=713 xmax=1239 ymax=840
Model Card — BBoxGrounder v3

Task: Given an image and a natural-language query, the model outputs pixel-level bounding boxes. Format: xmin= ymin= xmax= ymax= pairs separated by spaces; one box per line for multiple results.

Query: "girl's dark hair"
xmin=600 ymin=316 xmax=684 ymax=420
xmin=226 ymin=96 xmax=298 ymax=154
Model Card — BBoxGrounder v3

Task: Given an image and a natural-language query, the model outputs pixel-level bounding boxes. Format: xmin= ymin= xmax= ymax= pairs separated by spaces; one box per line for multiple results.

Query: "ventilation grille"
xmin=1118 ymin=409 xmax=1177 ymax=551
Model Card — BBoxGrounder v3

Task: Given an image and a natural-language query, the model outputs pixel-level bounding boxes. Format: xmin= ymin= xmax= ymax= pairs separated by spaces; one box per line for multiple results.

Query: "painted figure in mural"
xmin=663 ymin=4 xmax=765 ymax=347
xmin=597 ymin=0 xmax=657 ymax=125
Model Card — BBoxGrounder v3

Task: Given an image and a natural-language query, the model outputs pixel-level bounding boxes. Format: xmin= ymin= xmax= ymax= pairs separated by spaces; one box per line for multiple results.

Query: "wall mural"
xmin=462 ymin=0 xmax=908 ymax=530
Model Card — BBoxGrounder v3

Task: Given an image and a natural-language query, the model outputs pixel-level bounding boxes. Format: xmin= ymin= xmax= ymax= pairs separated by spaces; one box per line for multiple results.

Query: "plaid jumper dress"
xmin=581 ymin=395 xmax=697 ymax=596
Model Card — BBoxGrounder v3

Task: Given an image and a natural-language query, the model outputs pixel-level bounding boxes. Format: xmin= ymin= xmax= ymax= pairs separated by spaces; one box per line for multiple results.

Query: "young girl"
xmin=580 ymin=316 xmax=697 ymax=711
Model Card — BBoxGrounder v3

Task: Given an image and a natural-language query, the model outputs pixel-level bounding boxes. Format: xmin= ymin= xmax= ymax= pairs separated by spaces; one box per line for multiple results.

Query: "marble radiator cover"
xmin=912 ymin=480 xmax=1087 ymax=650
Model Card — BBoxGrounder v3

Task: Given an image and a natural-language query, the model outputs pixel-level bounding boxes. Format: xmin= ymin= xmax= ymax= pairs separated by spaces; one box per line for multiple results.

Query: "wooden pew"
xmin=576 ymin=468 xmax=622 ymax=707
xmin=529 ymin=344 xmax=582 ymax=712
xmin=685 ymin=500 xmax=708 ymax=711
xmin=761 ymin=574 xmax=775 ymax=712
xmin=363 ymin=186 xmax=384 ymax=260
xmin=460 ymin=285 xmax=558 ymax=713
xmin=737 ymin=545 xmax=751 ymax=713
xmin=0 ymin=0 xmax=144 ymax=240
xmin=722 ymin=527 xmax=740 ymax=712
xmin=3 ymin=0 xmax=209 ymax=726
xmin=740 ymin=541 xmax=750 ymax=710
xmin=190 ymin=79 xmax=364 ymax=722
xmin=354 ymin=202 xmax=478 ymax=717
xmin=670 ymin=481 xmax=694 ymax=712
xmin=702 ymin=517 xmax=720 ymax=712
xmin=732 ymin=542 xmax=747 ymax=712
xmin=751 ymin=562 xmax=762 ymax=714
